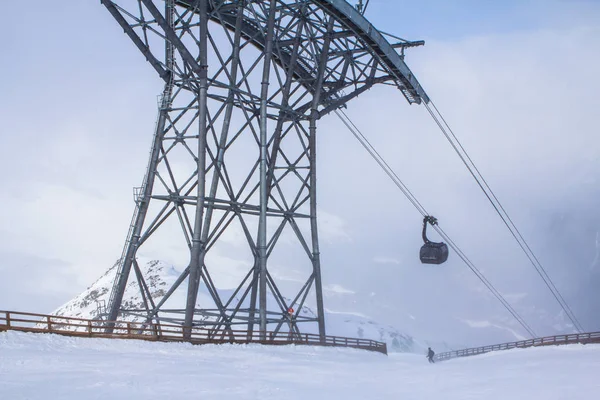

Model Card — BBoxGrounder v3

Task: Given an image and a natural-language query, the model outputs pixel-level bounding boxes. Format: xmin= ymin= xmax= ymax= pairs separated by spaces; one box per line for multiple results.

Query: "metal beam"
xmin=182 ymin=0 xmax=210 ymax=336
xmin=257 ymin=0 xmax=279 ymax=340
xmin=101 ymin=0 xmax=170 ymax=82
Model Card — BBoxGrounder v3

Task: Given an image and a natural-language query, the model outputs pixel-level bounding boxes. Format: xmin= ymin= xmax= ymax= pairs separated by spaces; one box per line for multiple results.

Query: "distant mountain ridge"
xmin=52 ymin=258 xmax=452 ymax=353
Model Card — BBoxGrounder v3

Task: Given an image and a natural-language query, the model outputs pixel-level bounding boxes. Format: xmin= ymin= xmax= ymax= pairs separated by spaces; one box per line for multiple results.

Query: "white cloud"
xmin=324 ymin=284 xmax=356 ymax=295
xmin=318 ymin=210 xmax=352 ymax=244
xmin=373 ymin=257 xmax=401 ymax=265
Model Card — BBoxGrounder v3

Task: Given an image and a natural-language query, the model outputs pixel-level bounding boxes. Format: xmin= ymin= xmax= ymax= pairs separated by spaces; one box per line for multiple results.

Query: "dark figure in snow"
xmin=427 ymin=347 xmax=435 ymax=363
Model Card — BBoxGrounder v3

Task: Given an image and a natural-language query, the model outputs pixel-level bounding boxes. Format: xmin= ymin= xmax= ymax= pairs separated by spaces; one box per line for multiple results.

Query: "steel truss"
xmin=101 ymin=0 xmax=427 ymax=340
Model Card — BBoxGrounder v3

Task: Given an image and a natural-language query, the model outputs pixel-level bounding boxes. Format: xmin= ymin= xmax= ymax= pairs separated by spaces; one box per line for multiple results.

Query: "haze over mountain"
xmin=52 ymin=258 xmax=443 ymax=353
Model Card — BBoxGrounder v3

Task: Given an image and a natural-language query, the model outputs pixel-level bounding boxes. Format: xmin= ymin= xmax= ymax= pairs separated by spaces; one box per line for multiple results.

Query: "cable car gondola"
xmin=420 ymin=216 xmax=449 ymax=265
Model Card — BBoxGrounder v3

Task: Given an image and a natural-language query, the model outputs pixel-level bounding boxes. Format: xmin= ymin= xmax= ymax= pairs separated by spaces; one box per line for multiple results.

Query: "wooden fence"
xmin=0 ymin=310 xmax=387 ymax=355
xmin=435 ymin=331 xmax=600 ymax=361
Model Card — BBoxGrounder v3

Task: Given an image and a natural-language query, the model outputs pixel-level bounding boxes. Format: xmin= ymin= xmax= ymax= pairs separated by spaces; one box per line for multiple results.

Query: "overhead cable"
xmin=334 ymin=108 xmax=537 ymax=338
xmin=423 ymin=101 xmax=584 ymax=333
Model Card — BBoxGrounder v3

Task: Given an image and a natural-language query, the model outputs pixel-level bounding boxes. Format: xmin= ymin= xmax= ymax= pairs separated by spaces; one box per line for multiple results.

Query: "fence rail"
xmin=435 ymin=331 xmax=600 ymax=362
xmin=0 ymin=310 xmax=387 ymax=355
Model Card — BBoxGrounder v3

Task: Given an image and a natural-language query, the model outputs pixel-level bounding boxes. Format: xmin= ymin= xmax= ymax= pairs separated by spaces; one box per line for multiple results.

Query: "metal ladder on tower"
xmin=104 ymin=107 xmax=165 ymax=320
xmin=105 ymin=187 xmax=146 ymax=319
xmin=106 ymin=0 xmax=176 ymax=321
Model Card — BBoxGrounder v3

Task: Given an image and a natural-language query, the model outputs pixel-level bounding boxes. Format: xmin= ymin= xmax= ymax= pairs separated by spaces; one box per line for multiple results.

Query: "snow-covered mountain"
xmin=52 ymin=258 xmax=451 ymax=353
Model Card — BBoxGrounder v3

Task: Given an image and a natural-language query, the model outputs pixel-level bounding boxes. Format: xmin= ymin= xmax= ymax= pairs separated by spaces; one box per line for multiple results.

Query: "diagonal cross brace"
xmin=101 ymin=0 xmax=170 ymax=81
xmin=139 ymin=0 xmax=207 ymax=79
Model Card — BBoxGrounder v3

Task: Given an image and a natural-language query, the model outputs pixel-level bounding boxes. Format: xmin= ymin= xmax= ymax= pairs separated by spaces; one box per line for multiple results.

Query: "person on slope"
xmin=427 ymin=347 xmax=435 ymax=363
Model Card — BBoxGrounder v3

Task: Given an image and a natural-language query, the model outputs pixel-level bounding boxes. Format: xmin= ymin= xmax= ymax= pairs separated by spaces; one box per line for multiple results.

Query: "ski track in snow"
xmin=1 ymin=331 xmax=599 ymax=399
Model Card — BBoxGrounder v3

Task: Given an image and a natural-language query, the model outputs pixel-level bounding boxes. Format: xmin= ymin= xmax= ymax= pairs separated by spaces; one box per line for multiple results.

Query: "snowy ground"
xmin=1 ymin=331 xmax=598 ymax=399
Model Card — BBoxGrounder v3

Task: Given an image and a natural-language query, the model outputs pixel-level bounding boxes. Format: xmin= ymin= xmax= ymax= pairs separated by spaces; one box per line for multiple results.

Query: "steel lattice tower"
xmin=101 ymin=0 xmax=428 ymax=340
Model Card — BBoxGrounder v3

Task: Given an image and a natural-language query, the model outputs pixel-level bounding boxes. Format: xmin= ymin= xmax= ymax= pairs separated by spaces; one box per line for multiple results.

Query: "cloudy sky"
xmin=1 ymin=0 xmax=599 ymax=346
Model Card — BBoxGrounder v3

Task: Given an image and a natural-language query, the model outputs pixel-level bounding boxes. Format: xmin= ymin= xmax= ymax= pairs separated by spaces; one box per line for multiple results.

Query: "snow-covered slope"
xmin=52 ymin=258 xmax=448 ymax=353
xmin=1 ymin=331 xmax=598 ymax=399
xmin=52 ymin=259 xmax=175 ymax=321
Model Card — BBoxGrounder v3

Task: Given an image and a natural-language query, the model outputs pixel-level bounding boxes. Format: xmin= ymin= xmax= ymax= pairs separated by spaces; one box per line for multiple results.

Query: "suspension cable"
xmin=423 ymin=100 xmax=584 ymax=333
xmin=334 ymin=109 xmax=537 ymax=338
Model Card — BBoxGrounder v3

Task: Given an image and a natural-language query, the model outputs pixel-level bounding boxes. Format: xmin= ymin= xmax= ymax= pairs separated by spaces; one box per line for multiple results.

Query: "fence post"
xmin=87 ymin=320 xmax=92 ymax=336
xmin=47 ymin=316 xmax=52 ymax=331
xmin=6 ymin=312 xmax=10 ymax=328
xmin=127 ymin=322 xmax=132 ymax=337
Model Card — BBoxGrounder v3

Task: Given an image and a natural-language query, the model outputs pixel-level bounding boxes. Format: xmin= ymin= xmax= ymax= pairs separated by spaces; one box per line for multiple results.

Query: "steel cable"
xmin=423 ymin=101 xmax=584 ymax=333
xmin=335 ymin=109 xmax=537 ymax=338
